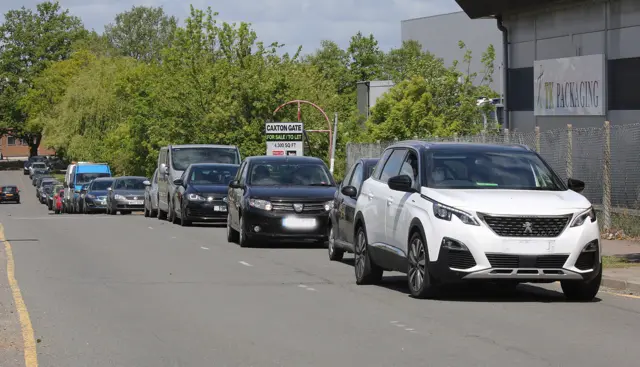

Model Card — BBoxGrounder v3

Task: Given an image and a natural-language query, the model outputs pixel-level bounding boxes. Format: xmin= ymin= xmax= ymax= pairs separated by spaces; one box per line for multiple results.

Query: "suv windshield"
xmin=76 ymin=173 xmax=110 ymax=185
xmin=171 ymin=147 xmax=239 ymax=171
xmin=425 ymin=150 xmax=564 ymax=191
xmin=114 ymin=178 xmax=147 ymax=190
xmin=249 ymin=162 xmax=333 ymax=186
xmin=31 ymin=163 xmax=46 ymax=169
xmin=90 ymin=180 xmax=113 ymax=191
xmin=188 ymin=166 xmax=238 ymax=185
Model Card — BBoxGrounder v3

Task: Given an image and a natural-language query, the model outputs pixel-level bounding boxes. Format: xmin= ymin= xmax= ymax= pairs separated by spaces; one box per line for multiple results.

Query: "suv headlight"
xmin=432 ymin=201 xmax=479 ymax=226
xmin=114 ymin=194 xmax=125 ymax=200
xmin=324 ymin=200 xmax=333 ymax=211
xmin=188 ymin=193 xmax=205 ymax=201
xmin=249 ymin=198 xmax=272 ymax=211
xmin=571 ymin=207 xmax=596 ymax=227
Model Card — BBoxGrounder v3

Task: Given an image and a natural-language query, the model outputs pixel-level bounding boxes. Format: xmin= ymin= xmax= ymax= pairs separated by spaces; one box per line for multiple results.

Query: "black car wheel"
xmin=169 ymin=199 xmax=178 ymax=224
xmin=227 ymin=213 xmax=239 ymax=243
xmin=354 ymin=226 xmax=382 ymax=285
xmin=238 ymin=216 xmax=251 ymax=248
xmin=327 ymin=225 xmax=344 ymax=261
xmin=407 ymin=231 xmax=435 ymax=299
xmin=180 ymin=204 xmax=191 ymax=226
xmin=143 ymin=200 xmax=149 ymax=217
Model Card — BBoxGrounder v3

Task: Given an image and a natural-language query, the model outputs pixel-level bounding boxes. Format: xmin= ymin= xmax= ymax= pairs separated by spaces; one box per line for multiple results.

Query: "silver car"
xmin=144 ymin=169 xmax=159 ymax=217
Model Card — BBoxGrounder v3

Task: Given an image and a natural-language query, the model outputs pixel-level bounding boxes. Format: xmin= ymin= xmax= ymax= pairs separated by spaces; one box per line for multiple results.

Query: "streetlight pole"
xmin=329 ymin=113 xmax=338 ymax=174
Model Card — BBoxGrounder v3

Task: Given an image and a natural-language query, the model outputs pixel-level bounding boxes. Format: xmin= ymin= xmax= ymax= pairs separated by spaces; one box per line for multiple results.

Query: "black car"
xmin=23 ymin=155 xmax=47 ymax=175
xmin=83 ymin=177 xmax=114 ymax=213
xmin=171 ymin=163 xmax=239 ymax=226
xmin=107 ymin=176 xmax=149 ymax=215
xmin=226 ymin=156 xmax=337 ymax=247
xmin=31 ymin=170 xmax=51 ymax=186
xmin=0 ymin=186 xmax=20 ymax=203
xmin=37 ymin=177 xmax=57 ymax=203
xmin=40 ymin=180 xmax=59 ymax=205
xmin=328 ymin=158 xmax=379 ymax=261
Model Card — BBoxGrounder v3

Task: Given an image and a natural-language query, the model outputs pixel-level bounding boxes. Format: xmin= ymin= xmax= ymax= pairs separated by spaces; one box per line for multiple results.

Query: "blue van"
xmin=65 ymin=163 xmax=111 ymax=213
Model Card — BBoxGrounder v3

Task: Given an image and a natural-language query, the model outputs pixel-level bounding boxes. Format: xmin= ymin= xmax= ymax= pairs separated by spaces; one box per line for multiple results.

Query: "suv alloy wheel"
xmin=407 ymin=231 xmax=435 ymax=299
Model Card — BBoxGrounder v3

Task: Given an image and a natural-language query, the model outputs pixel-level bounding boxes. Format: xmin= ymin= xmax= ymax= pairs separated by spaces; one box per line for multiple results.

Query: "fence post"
xmin=504 ymin=128 xmax=510 ymax=144
xmin=535 ymin=126 xmax=541 ymax=152
xmin=453 ymin=133 xmax=458 ymax=142
xmin=566 ymin=124 xmax=573 ymax=179
xmin=481 ymin=130 xmax=486 ymax=144
xmin=603 ymin=120 xmax=612 ymax=230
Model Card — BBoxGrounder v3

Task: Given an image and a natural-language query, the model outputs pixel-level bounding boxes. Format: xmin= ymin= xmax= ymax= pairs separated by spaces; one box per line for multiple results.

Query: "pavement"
xmin=1 ymin=170 xmax=640 ymax=367
xmin=601 ymin=239 xmax=640 ymax=293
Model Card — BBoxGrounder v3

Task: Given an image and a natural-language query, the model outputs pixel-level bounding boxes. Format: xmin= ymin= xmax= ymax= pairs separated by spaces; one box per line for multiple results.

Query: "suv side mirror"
xmin=567 ymin=178 xmax=585 ymax=193
xmin=388 ymin=175 xmax=414 ymax=192
xmin=143 ymin=180 xmax=151 ymax=186
xmin=107 ymin=187 xmax=112 ymax=191
xmin=341 ymin=185 xmax=357 ymax=198
xmin=173 ymin=179 xmax=183 ymax=186
xmin=229 ymin=180 xmax=242 ymax=189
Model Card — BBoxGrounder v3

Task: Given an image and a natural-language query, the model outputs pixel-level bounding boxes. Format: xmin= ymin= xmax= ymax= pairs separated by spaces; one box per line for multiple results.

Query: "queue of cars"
xmin=19 ymin=141 xmax=602 ymax=301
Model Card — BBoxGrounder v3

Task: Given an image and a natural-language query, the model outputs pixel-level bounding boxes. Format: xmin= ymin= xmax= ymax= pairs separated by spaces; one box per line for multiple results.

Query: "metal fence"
xmin=345 ymin=121 xmax=640 ymax=229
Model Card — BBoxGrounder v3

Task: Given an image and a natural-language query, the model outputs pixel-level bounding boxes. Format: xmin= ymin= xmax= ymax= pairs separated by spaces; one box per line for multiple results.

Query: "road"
xmin=1 ymin=170 xmax=640 ymax=367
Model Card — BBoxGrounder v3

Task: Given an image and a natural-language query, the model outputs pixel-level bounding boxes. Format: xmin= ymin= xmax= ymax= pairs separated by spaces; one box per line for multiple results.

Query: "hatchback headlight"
xmin=432 ymin=200 xmax=479 ymax=226
xmin=249 ymin=198 xmax=272 ymax=211
xmin=188 ymin=193 xmax=205 ymax=201
xmin=324 ymin=200 xmax=333 ymax=211
xmin=570 ymin=207 xmax=596 ymax=227
xmin=114 ymin=194 xmax=125 ymax=200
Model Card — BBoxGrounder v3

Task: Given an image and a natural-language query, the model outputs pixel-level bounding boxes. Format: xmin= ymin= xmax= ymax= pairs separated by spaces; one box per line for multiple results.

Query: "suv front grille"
xmin=535 ymin=255 xmax=569 ymax=268
xmin=486 ymin=254 xmax=569 ymax=269
xmin=486 ymin=254 xmax=520 ymax=268
xmin=480 ymin=214 xmax=571 ymax=238
xmin=271 ymin=200 xmax=327 ymax=214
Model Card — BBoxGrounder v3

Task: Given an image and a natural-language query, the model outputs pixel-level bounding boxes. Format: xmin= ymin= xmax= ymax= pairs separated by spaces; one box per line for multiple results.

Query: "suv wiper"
xmin=308 ymin=183 xmax=332 ymax=186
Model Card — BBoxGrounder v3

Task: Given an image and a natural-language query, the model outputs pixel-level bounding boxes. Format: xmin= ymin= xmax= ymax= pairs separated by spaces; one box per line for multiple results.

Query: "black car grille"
xmin=486 ymin=254 xmax=569 ymax=268
xmin=187 ymin=208 xmax=226 ymax=218
xmin=480 ymin=214 xmax=571 ymax=238
xmin=448 ymin=250 xmax=477 ymax=270
xmin=271 ymin=200 xmax=328 ymax=214
xmin=125 ymin=195 xmax=143 ymax=200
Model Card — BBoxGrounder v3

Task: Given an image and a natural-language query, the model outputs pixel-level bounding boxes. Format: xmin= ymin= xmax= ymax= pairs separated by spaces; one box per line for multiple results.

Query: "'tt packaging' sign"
xmin=265 ymin=122 xmax=304 ymax=156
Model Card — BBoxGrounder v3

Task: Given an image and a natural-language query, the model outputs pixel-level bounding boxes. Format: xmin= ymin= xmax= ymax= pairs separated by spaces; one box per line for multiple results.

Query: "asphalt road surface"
xmin=1 ymin=170 xmax=640 ymax=367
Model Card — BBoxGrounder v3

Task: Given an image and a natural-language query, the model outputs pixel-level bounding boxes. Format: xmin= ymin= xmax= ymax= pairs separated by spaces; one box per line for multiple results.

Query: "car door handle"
xmin=366 ymin=191 xmax=373 ymax=199
xmin=387 ymin=198 xmax=393 ymax=206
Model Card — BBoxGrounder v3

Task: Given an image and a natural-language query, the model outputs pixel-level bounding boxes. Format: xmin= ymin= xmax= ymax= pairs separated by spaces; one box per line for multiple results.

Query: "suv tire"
xmin=354 ymin=225 xmax=382 ymax=285
xmin=561 ymin=268 xmax=602 ymax=302
xmin=407 ymin=231 xmax=436 ymax=299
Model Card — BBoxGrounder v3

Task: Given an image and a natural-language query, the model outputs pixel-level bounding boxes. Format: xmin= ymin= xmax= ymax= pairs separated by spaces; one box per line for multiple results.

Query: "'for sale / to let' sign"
xmin=265 ymin=122 xmax=304 ymax=156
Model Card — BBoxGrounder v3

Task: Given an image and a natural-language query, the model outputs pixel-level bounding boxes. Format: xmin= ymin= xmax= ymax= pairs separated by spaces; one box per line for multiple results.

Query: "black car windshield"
xmin=31 ymin=163 xmax=46 ymax=168
xmin=76 ymin=173 xmax=110 ymax=185
xmin=90 ymin=180 xmax=113 ymax=190
xmin=188 ymin=166 xmax=238 ymax=185
xmin=171 ymin=148 xmax=239 ymax=171
xmin=249 ymin=162 xmax=333 ymax=186
xmin=114 ymin=178 xmax=147 ymax=190
xmin=2 ymin=187 xmax=16 ymax=192
xmin=425 ymin=150 xmax=564 ymax=191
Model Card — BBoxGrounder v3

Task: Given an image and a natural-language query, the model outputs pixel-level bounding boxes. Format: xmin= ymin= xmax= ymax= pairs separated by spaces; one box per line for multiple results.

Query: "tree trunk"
xmin=28 ymin=134 xmax=42 ymax=157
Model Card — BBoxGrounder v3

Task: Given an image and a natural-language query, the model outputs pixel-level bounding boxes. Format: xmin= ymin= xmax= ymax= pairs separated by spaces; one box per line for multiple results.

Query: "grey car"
xmin=106 ymin=176 xmax=150 ymax=215
xmin=144 ymin=169 xmax=159 ymax=217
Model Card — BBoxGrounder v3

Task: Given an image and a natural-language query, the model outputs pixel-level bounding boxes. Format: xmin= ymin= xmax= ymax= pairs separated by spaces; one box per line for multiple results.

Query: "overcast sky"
xmin=1 ymin=0 xmax=462 ymax=55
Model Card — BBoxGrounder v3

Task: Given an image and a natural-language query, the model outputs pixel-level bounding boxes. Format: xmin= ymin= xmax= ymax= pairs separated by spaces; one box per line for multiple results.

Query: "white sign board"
xmin=534 ymin=54 xmax=605 ymax=116
xmin=265 ymin=122 xmax=304 ymax=156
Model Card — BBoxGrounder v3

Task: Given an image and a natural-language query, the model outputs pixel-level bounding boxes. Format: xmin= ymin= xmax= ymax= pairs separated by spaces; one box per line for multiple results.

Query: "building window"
xmin=7 ymin=136 xmax=16 ymax=146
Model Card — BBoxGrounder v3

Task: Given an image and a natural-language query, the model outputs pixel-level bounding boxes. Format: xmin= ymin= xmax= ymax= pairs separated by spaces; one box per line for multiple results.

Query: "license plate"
xmin=129 ymin=200 xmax=143 ymax=205
xmin=6 ymin=194 xmax=12 ymax=196
xmin=213 ymin=205 xmax=227 ymax=212
xmin=282 ymin=217 xmax=316 ymax=229
xmin=501 ymin=239 xmax=556 ymax=254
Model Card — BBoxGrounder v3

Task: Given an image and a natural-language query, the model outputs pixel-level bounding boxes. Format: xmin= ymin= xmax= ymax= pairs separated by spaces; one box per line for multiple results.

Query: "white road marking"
xmin=239 ymin=261 xmax=252 ymax=267
xmin=390 ymin=321 xmax=398 ymax=324
xmin=405 ymin=328 xmax=414 ymax=331
xmin=298 ymin=284 xmax=307 ymax=288
xmin=148 ymin=226 xmax=153 ymax=229
xmin=396 ymin=324 xmax=406 ymax=328
xmin=200 ymin=246 xmax=209 ymax=250
xmin=306 ymin=287 xmax=316 ymax=291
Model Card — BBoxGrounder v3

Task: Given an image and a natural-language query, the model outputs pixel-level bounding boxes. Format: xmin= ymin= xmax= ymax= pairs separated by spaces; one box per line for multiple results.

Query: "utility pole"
xmin=329 ymin=113 xmax=338 ymax=174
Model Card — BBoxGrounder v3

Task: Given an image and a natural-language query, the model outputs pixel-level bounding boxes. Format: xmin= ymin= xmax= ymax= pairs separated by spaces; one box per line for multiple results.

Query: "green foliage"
xmin=1 ymin=1 xmax=499 ymax=179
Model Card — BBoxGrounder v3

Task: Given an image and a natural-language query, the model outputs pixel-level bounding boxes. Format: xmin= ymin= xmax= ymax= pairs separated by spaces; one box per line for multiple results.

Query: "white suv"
xmin=353 ymin=142 xmax=601 ymax=301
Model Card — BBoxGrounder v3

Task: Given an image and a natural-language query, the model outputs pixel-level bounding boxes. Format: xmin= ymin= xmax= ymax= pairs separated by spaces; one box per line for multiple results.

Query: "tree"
xmin=347 ymin=32 xmax=384 ymax=84
xmin=305 ymin=40 xmax=351 ymax=95
xmin=382 ymin=40 xmax=429 ymax=82
xmin=104 ymin=6 xmax=177 ymax=62
xmin=0 ymin=1 xmax=86 ymax=156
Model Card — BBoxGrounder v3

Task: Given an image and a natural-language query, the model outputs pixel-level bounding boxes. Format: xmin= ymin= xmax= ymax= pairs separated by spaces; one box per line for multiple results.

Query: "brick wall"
xmin=0 ymin=135 xmax=55 ymax=158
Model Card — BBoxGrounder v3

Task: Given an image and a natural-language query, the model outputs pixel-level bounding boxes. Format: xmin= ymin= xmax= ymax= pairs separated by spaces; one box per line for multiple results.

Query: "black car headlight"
xmin=249 ymin=198 xmax=272 ymax=211
xmin=188 ymin=193 xmax=205 ymax=201
xmin=570 ymin=207 xmax=596 ymax=227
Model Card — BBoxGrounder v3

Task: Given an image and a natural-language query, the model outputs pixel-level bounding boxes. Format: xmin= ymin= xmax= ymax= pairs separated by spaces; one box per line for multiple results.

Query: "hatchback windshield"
xmin=114 ymin=178 xmax=147 ymax=190
xmin=188 ymin=166 xmax=238 ymax=185
xmin=2 ymin=186 xmax=16 ymax=192
xmin=31 ymin=163 xmax=46 ymax=169
xmin=90 ymin=179 xmax=113 ymax=191
xmin=76 ymin=173 xmax=110 ymax=185
xmin=171 ymin=148 xmax=239 ymax=171
xmin=249 ymin=162 xmax=333 ymax=186
xmin=425 ymin=150 xmax=564 ymax=191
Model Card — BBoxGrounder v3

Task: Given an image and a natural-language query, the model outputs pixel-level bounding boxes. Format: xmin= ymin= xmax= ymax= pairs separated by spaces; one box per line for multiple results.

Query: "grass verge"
xmin=603 ymin=255 xmax=640 ymax=268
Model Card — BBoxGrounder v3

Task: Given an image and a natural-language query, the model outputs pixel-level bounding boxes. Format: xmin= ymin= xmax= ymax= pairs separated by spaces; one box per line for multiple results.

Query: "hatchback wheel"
xmin=354 ymin=226 xmax=382 ymax=285
xmin=407 ymin=231 xmax=435 ymax=299
xmin=227 ymin=213 xmax=239 ymax=243
xmin=144 ymin=201 xmax=149 ymax=217
xmin=327 ymin=226 xmax=344 ymax=261
xmin=238 ymin=216 xmax=251 ymax=248
xmin=180 ymin=206 xmax=191 ymax=226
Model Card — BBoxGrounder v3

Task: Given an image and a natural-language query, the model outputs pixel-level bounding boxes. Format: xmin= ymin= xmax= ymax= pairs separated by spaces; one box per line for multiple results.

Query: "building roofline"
xmin=401 ymin=10 xmax=465 ymax=23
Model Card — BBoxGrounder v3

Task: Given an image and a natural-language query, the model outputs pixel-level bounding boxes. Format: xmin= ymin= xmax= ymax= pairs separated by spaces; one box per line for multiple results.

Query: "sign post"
xmin=266 ymin=122 xmax=304 ymax=156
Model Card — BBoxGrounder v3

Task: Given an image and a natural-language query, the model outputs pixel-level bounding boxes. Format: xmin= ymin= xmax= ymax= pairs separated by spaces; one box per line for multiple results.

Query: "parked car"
xmin=48 ymin=184 xmax=64 ymax=210
xmin=29 ymin=162 xmax=48 ymax=179
xmin=143 ymin=169 xmax=159 ymax=218
xmin=156 ymin=144 xmax=241 ymax=220
xmin=106 ymin=176 xmax=149 ymax=215
xmin=40 ymin=180 xmax=59 ymax=205
xmin=170 ymin=163 xmax=239 ymax=226
xmin=352 ymin=141 xmax=601 ymax=301
xmin=73 ymin=183 xmax=90 ymax=213
xmin=226 ymin=156 xmax=336 ymax=247
xmin=36 ymin=177 xmax=57 ymax=203
xmin=82 ymin=177 xmax=114 ymax=213
xmin=54 ymin=189 xmax=64 ymax=214
xmin=0 ymin=185 xmax=20 ymax=204
xmin=23 ymin=155 xmax=47 ymax=175
xmin=327 ymin=158 xmax=379 ymax=261
xmin=64 ymin=162 xmax=111 ymax=213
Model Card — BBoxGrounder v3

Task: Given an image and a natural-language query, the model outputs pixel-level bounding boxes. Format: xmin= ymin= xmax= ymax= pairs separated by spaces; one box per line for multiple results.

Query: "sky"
xmin=1 ymin=0 xmax=462 ymax=55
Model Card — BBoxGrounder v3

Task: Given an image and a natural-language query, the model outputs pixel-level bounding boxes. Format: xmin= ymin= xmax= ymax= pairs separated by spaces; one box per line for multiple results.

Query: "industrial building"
xmin=401 ymin=11 xmax=504 ymax=93
xmin=455 ymin=0 xmax=640 ymax=131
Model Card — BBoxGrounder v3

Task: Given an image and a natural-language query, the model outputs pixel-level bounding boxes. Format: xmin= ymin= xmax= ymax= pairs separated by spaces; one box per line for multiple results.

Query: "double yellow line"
xmin=1 ymin=224 xmax=38 ymax=367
